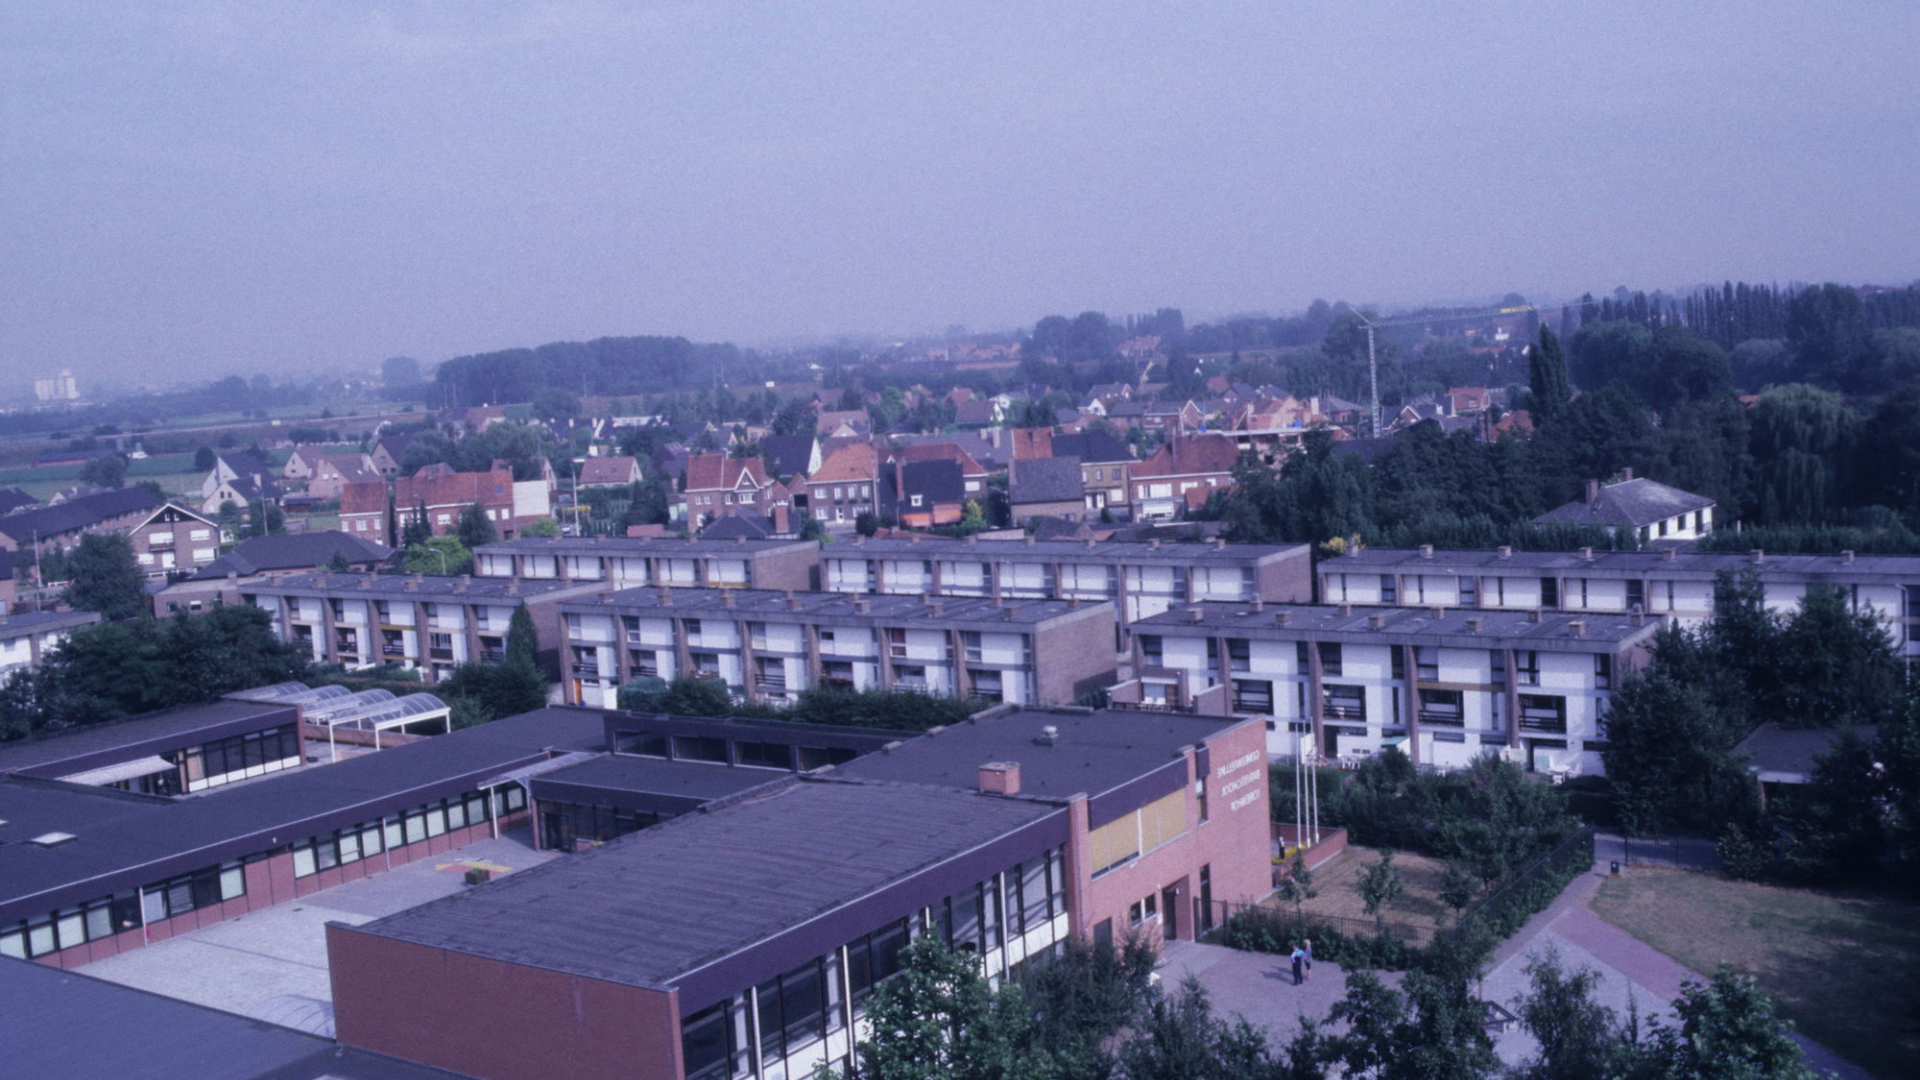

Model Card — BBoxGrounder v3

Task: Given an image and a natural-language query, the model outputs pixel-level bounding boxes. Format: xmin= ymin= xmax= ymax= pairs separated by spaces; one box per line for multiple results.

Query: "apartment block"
xmin=0 ymin=610 xmax=103 ymax=676
xmin=1319 ymin=545 xmax=1920 ymax=659
xmin=473 ymin=536 xmax=819 ymax=592
xmin=1126 ymin=601 xmax=1658 ymax=776
xmin=819 ymin=535 xmax=1311 ymax=640
xmin=238 ymin=572 xmax=607 ymax=681
xmin=556 ymin=587 xmax=1117 ymax=709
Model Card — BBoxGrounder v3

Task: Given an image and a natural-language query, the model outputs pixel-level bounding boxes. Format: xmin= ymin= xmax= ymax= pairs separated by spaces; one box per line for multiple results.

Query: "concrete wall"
xmin=1034 ymin=604 xmax=1121 ymax=703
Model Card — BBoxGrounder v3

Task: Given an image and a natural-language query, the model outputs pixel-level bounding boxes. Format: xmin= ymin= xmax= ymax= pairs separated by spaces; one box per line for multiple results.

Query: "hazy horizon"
xmin=7 ymin=2 xmax=1917 ymax=386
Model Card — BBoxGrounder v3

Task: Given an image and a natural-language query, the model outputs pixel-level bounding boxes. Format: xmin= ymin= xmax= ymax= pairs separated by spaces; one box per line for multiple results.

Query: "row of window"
xmin=291 ymin=787 xmax=525 ymax=879
xmin=1145 ymin=635 xmax=1598 ymax=689
xmin=613 ymin=729 xmax=859 ymax=772
xmin=180 ymin=724 xmax=302 ymax=790
xmin=0 ymin=861 xmax=246 ymax=961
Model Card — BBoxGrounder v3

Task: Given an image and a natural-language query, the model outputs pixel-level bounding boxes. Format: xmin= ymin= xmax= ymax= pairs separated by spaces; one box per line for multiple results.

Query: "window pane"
xmin=385 ymin=818 xmax=404 ymax=848
xmin=780 ymin=961 xmax=825 ymax=1048
xmin=0 ymin=932 xmax=25 ymax=959
xmin=425 ymin=807 xmax=447 ymax=837
xmin=28 ymin=923 xmax=56 ymax=956
xmin=167 ymin=881 xmax=194 ymax=915
xmin=361 ymin=827 xmax=384 ymax=855
xmin=293 ymin=846 xmax=317 ymax=878
xmin=143 ymin=889 xmax=167 ymax=924
xmin=315 ymin=841 xmax=339 ymax=870
xmin=756 ymin=979 xmax=784 ymax=1064
xmin=85 ymin=905 xmax=112 ymax=941
xmin=405 ymin=813 xmax=426 ymax=845
xmin=447 ymin=801 xmax=467 ymax=830
xmin=56 ymin=913 xmax=84 ymax=950
xmin=338 ymin=832 xmax=361 ymax=864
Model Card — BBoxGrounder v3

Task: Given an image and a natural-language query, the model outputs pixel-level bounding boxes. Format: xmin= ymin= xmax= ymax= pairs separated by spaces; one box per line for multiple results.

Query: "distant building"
xmin=0 ymin=610 xmax=101 ymax=675
xmin=33 ymin=369 xmax=79 ymax=402
xmin=127 ymin=503 xmax=223 ymax=578
xmin=1532 ymin=470 xmax=1714 ymax=544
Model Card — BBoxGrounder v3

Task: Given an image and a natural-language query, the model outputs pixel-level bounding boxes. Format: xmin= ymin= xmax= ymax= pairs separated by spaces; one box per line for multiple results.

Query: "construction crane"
xmin=1348 ymin=304 xmax=1538 ymax=435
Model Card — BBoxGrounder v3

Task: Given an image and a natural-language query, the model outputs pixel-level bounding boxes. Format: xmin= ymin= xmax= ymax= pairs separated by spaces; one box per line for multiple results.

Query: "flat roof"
xmin=1134 ymin=602 xmax=1659 ymax=649
xmin=532 ymin=753 xmax=790 ymax=802
xmin=835 ymin=706 xmax=1245 ymax=802
xmin=347 ymin=777 xmax=1059 ymax=990
xmin=236 ymin=571 xmax=591 ymax=599
xmin=0 ymin=608 xmax=102 ymax=639
xmin=0 ymin=699 xmax=294 ymax=777
xmin=562 ymin=586 xmax=1107 ymax=626
xmin=0 ymin=958 xmax=473 ymax=1080
xmin=826 ymin=536 xmax=1307 ymax=564
xmin=474 ymin=536 xmax=817 ymax=558
xmin=0 ymin=707 xmax=608 ymax=919
xmin=1320 ymin=547 xmax=1920 ymax=579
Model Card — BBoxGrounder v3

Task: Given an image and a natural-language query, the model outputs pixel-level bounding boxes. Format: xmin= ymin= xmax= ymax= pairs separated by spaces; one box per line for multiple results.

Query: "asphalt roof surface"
xmin=1533 ymin=477 xmax=1715 ymax=529
xmin=1320 ymin=546 xmax=1920 ymax=578
xmin=834 ymin=707 xmax=1242 ymax=801
xmin=1133 ymin=601 xmax=1659 ymax=647
xmin=350 ymin=777 xmax=1058 ymax=989
xmin=828 ymin=536 xmax=1303 ymax=563
xmin=474 ymin=536 xmax=815 ymax=558
xmin=564 ymin=586 xmax=1102 ymax=625
xmin=0 ymin=699 xmax=292 ymax=774
xmin=533 ymin=753 xmax=790 ymax=801
xmin=0 ymin=609 xmax=101 ymax=638
xmin=238 ymin=571 xmax=588 ymax=598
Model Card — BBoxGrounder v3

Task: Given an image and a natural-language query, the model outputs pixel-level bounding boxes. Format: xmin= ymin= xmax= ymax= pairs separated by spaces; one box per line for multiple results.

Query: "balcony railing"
xmin=1519 ymin=716 xmax=1567 ymax=734
xmin=1418 ymin=710 xmax=1465 ymax=726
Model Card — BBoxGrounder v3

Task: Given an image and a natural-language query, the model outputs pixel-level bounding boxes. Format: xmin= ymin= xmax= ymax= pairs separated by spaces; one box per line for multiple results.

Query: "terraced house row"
xmin=556 ymin=587 xmax=1117 ymax=709
xmin=1122 ymin=601 xmax=1659 ymax=776
xmin=1318 ymin=545 xmax=1920 ymax=659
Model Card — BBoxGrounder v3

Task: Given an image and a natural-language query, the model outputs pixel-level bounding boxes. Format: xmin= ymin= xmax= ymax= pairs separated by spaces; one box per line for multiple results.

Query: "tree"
xmin=78 ymin=453 xmax=128 ymax=489
xmin=1358 ymin=849 xmax=1405 ymax=923
xmin=531 ymin=388 xmax=580 ymax=423
xmin=64 ymin=533 xmax=147 ymax=620
xmin=402 ymin=535 xmax=472 ymax=576
xmin=1601 ymin=666 xmax=1753 ymax=837
xmin=842 ymin=934 xmax=1044 ymax=1080
xmin=1747 ymin=383 xmax=1858 ymax=525
xmin=1511 ymin=948 xmax=1628 ymax=1080
xmin=1774 ymin=583 xmax=1903 ymax=727
xmin=1642 ymin=967 xmax=1821 ymax=1080
xmin=1527 ymin=327 xmax=1571 ymax=424
xmin=1439 ymin=862 xmax=1477 ymax=920
xmin=1117 ymin=978 xmax=1273 ymax=1080
xmin=440 ymin=659 xmax=548 ymax=727
xmin=455 ymin=502 xmax=498 ymax=548
xmin=771 ymin=399 xmax=816 ymax=437
xmin=505 ymin=604 xmax=539 ymax=670
xmin=1277 ymin=852 xmax=1318 ymax=914
xmin=381 ymin=355 xmax=421 ymax=385
xmin=523 ymin=517 xmax=561 ymax=537
xmin=193 ymin=446 xmax=217 ymax=471
xmin=1323 ymin=968 xmax=1499 ymax=1080
xmin=401 ymin=502 xmax=433 ymax=549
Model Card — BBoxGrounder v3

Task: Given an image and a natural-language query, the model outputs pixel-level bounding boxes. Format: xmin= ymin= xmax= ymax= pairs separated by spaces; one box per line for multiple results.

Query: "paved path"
xmin=1166 ymin=860 xmax=1873 ymax=1079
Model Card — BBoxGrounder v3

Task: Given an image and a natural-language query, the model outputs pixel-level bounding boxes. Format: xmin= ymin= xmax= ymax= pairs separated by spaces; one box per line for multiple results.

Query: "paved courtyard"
xmin=78 ymin=830 xmax=556 ymax=1036
xmin=1163 ymin=857 xmax=1872 ymax=1080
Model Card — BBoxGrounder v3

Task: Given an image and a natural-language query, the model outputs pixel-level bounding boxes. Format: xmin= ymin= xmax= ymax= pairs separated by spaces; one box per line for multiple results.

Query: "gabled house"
xmin=394 ymin=469 xmax=516 ymax=540
xmin=339 ymin=481 xmax=392 ymax=545
xmin=682 ymin=453 xmax=781 ymax=528
xmin=0 ymin=487 xmax=164 ymax=559
xmin=896 ymin=460 xmax=968 ymax=529
xmin=1128 ymin=433 xmax=1239 ymax=522
xmin=952 ymin=399 xmax=1005 ymax=428
xmin=577 ymin=455 xmax=642 ymax=490
xmin=0 ymin=487 xmax=38 ymax=516
xmin=1009 ymin=456 xmax=1088 ymax=522
xmin=370 ymin=433 xmax=417 ymax=477
xmin=1053 ymin=431 xmax=1135 ymax=515
xmin=200 ymin=472 xmax=285 ymax=516
xmin=128 ymin=503 xmax=224 ymax=578
xmin=1141 ymin=400 xmax=1204 ymax=434
xmin=895 ymin=441 xmax=990 ymax=501
xmin=1447 ymin=386 xmax=1493 ymax=415
xmin=813 ymin=410 xmax=869 ymax=438
xmin=759 ymin=434 xmax=821 ymax=482
xmin=1010 ymin=427 xmax=1054 ymax=460
xmin=1103 ymin=401 xmax=1148 ymax=429
xmin=805 ymin=442 xmax=890 ymax=528
xmin=283 ymin=445 xmax=332 ymax=483
xmin=307 ymin=454 xmax=383 ymax=499
xmin=198 ymin=451 xmax=275 ymax=502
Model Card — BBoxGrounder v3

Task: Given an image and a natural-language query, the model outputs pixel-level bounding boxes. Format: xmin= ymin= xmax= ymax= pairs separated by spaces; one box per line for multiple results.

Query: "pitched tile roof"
xmin=901 ymin=460 xmax=966 ymax=505
xmin=1131 ymin=434 xmax=1238 ymax=478
xmin=0 ymin=487 xmax=38 ymax=515
xmin=1052 ymin=431 xmax=1132 ymax=463
xmin=759 ymin=435 xmax=818 ymax=479
xmin=1533 ymin=477 xmax=1715 ymax=530
xmin=577 ymin=455 xmax=641 ymax=486
xmin=0 ymin=487 xmax=162 ymax=544
xmin=191 ymin=531 xmax=394 ymax=578
xmin=339 ymin=480 xmax=389 ymax=516
xmin=808 ymin=442 xmax=880 ymax=485
xmin=1010 ymin=456 xmax=1085 ymax=505
xmin=897 ymin=441 xmax=986 ymax=476
xmin=320 ymin=455 xmax=382 ymax=485
xmin=683 ymin=453 xmax=770 ymax=492
xmin=395 ymin=469 xmax=512 ymax=510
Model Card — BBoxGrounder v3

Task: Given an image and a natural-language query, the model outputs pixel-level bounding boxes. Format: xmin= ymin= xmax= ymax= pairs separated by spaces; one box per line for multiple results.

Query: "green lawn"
xmin=1593 ymin=868 xmax=1920 ymax=1080
xmin=1270 ymin=844 xmax=1458 ymax=942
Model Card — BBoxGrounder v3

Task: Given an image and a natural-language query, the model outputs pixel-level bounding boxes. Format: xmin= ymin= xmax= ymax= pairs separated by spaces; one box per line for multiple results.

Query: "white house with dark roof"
xmin=1532 ymin=470 xmax=1714 ymax=543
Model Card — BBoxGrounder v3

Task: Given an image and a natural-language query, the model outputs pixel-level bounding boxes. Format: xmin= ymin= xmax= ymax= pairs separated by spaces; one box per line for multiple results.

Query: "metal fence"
xmin=1455 ymin=824 xmax=1595 ymax=937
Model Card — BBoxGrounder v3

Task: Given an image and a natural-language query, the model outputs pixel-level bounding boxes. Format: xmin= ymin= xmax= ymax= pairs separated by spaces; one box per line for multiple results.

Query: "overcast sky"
xmin=5 ymin=2 xmax=1917 ymax=386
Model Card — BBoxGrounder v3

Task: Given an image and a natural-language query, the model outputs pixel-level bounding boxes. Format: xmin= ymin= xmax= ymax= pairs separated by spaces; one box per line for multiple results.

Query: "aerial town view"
xmin=3 ymin=5 xmax=1916 ymax=1079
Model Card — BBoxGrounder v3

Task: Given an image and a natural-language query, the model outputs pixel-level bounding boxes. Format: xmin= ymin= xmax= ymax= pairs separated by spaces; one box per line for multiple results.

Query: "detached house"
xmin=896 ymin=460 xmax=968 ymax=529
xmin=307 ymin=454 xmax=383 ymax=499
xmin=339 ymin=481 xmax=391 ymax=545
xmin=394 ymin=468 xmax=517 ymax=540
xmin=1532 ymin=470 xmax=1714 ymax=544
xmin=805 ymin=443 xmax=891 ymax=528
xmin=1053 ymin=431 xmax=1134 ymax=516
xmin=198 ymin=452 xmax=283 ymax=515
xmin=1129 ymin=434 xmax=1239 ymax=521
xmin=682 ymin=454 xmax=782 ymax=529
xmin=577 ymin=455 xmax=643 ymax=490
xmin=128 ymin=503 xmax=224 ymax=578
xmin=1141 ymin=400 xmax=1204 ymax=435
xmin=1009 ymin=457 xmax=1087 ymax=523
xmin=370 ymin=433 xmax=416 ymax=477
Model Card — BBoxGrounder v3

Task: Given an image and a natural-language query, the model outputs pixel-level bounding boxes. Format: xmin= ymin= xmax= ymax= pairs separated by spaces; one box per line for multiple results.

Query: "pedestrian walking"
xmin=1302 ymin=939 xmax=1314 ymax=981
xmin=1289 ymin=944 xmax=1305 ymax=985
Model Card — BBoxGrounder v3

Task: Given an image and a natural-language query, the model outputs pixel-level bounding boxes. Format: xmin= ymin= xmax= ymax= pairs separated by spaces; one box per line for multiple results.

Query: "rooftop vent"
xmin=1148 ymin=538 xmax=1161 ymax=549
xmin=978 ymin=762 xmax=1022 ymax=795
xmin=1367 ymin=613 xmax=1387 ymax=630
xmin=909 ymin=533 xmax=921 ymax=544
xmin=721 ymin=590 xmax=736 ymax=608
xmin=735 ymin=535 xmax=746 ymax=545
xmin=1418 ymin=544 xmax=1434 ymax=559
xmin=1842 ymin=549 xmax=1856 ymax=564
xmin=785 ymin=589 xmax=801 ymax=610
xmin=1569 ymin=620 xmax=1587 ymax=637
xmin=1337 ymin=603 xmax=1352 ymax=616
xmin=1528 ymin=609 xmax=1543 ymax=622
xmin=1578 ymin=546 xmax=1593 ymax=560
xmin=1002 ymin=603 xmax=1019 ymax=620
xmin=1024 ymin=534 xmax=1036 ymax=546
xmin=658 ymin=585 xmax=673 ymax=605
xmin=1497 ymin=546 xmax=1513 ymax=559
xmin=965 ymin=534 xmax=977 ymax=545
xmin=1034 ymin=725 xmax=1060 ymax=747
xmin=28 ymin=832 xmax=77 ymax=849
xmin=1249 ymin=597 xmax=1264 ymax=613
xmin=1275 ymin=610 xmax=1292 ymax=626
xmin=1186 ymin=607 xmax=1204 ymax=623
xmin=853 ymin=597 xmax=871 ymax=614
xmin=1751 ymin=549 xmax=1765 ymax=563
xmin=1084 ymin=538 xmax=1097 ymax=548
xmin=1430 ymin=606 xmax=1446 ymax=619
xmin=1663 ymin=547 xmax=1677 ymax=561
xmin=1465 ymin=617 xmax=1484 ymax=633
xmin=1212 ymin=537 xmax=1227 ymax=550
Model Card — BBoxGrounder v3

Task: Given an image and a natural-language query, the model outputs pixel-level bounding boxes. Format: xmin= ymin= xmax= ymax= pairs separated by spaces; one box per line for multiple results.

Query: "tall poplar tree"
xmin=1527 ymin=326 xmax=1571 ymax=425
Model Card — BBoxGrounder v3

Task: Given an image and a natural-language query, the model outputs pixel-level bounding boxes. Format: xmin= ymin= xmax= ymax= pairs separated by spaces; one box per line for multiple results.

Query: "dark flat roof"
xmin=0 ymin=608 xmax=101 ymax=639
xmin=0 ymin=708 xmax=608 ymax=919
xmin=0 ymin=699 xmax=293 ymax=776
xmin=349 ymin=777 xmax=1058 ymax=990
xmin=562 ymin=586 xmax=1107 ymax=627
xmin=835 ymin=706 xmax=1245 ymax=802
xmin=1320 ymin=547 xmax=1920 ymax=579
xmin=237 ymin=571 xmax=591 ymax=599
xmin=0 ymin=958 xmax=475 ymax=1080
xmin=1134 ymin=602 xmax=1659 ymax=649
xmin=474 ymin=536 xmax=816 ymax=558
xmin=827 ymin=536 xmax=1306 ymax=564
xmin=533 ymin=754 xmax=789 ymax=802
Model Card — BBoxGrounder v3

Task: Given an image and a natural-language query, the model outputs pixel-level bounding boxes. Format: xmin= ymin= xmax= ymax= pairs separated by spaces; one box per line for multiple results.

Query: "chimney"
xmin=1430 ymin=606 xmax=1446 ymax=619
xmin=965 ymin=534 xmax=977 ymax=546
xmin=854 ymin=535 xmax=867 ymax=545
xmin=506 ymin=579 xmax=520 ymax=596
xmin=357 ymin=576 xmax=372 ymax=591
xmin=1148 ymin=538 xmax=1161 ymax=549
xmin=1465 ymin=617 xmax=1484 ymax=633
xmin=402 ymin=578 xmax=418 ymax=592
xmin=909 ymin=532 xmax=921 ymax=544
xmin=1185 ymin=606 xmax=1204 ymax=623
xmin=772 ymin=504 xmax=789 ymax=534
xmin=853 ymin=596 xmax=870 ymax=614
xmin=1621 ymin=467 xmax=1634 ymax=481
xmin=1337 ymin=603 xmax=1352 ymax=616
xmin=1367 ymin=613 xmax=1387 ymax=629
xmin=1632 ymin=610 xmax=1645 ymax=627
xmin=658 ymin=585 xmax=673 ymax=605
xmin=1585 ymin=479 xmax=1600 ymax=504
xmin=1084 ymin=537 xmax=1096 ymax=548
xmin=1212 ymin=537 xmax=1226 ymax=550
xmin=1002 ymin=603 xmax=1019 ymax=620
xmin=929 ymin=600 xmax=944 ymax=616
xmin=1842 ymin=549 xmax=1856 ymax=564
xmin=455 ymin=575 xmax=470 ymax=593
xmin=1578 ymin=546 xmax=1593 ymax=560
xmin=1569 ymin=620 xmax=1586 ymax=637
xmin=1497 ymin=546 xmax=1513 ymax=559
xmin=1662 ymin=547 xmax=1677 ymax=561
xmin=1528 ymin=609 xmax=1542 ymax=622
xmin=1750 ymin=549 xmax=1765 ymax=564
xmin=1418 ymin=544 xmax=1433 ymax=559
xmin=1024 ymin=534 xmax=1036 ymax=546
xmin=1250 ymin=597 xmax=1264 ymax=613
xmin=1275 ymin=610 xmax=1291 ymax=625
xmin=721 ymin=590 xmax=736 ymax=608
xmin=978 ymin=761 xmax=1022 ymax=795
xmin=786 ymin=590 xmax=802 ymax=611
xmin=734 ymin=535 xmax=745 ymax=545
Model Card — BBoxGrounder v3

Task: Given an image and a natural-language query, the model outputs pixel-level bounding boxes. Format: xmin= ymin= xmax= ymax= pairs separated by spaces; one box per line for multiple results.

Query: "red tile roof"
xmin=395 ymin=469 xmax=513 ymax=510
xmin=808 ymin=442 xmax=880 ymax=485
xmin=340 ymin=480 xmax=389 ymax=516
xmin=1131 ymin=434 xmax=1238 ymax=478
